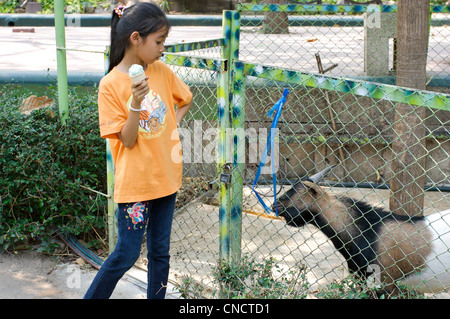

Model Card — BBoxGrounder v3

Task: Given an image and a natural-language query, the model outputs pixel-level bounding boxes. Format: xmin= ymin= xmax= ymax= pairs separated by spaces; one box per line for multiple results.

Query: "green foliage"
xmin=0 ymin=85 xmax=107 ymax=252
xmin=37 ymin=0 xmax=105 ymax=14
xmin=0 ymin=0 xmax=18 ymax=13
xmin=214 ymin=256 xmax=309 ymax=299
xmin=180 ymin=255 xmax=310 ymax=299
xmin=178 ymin=255 xmax=429 ymax=299
xmin=160 ymin=0 xmax=170 ymax=13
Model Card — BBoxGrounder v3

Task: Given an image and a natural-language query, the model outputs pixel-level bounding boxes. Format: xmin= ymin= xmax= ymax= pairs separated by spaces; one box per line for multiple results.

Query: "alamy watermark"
xmin=66 ymin=14 xmax=82 ymax=28
xmin=367 ymin=264 xmax=382 ymax=289
xmin=366 ymin=4 xmax=382 ymax=29
xmin=172 ymin=120 xmax=279 ymax=174
xmin=66 ymin=264 xmax=81 ymax=289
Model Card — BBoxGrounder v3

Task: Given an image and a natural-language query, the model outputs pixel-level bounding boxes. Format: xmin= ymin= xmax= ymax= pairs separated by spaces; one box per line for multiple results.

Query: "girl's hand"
xmin=119 ymin=76 xmax=149 ymax=148
xmin=130 ymin=76 xmax=150 ymax=110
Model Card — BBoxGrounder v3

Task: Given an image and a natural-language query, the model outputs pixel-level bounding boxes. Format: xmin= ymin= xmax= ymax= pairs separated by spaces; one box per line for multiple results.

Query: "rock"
xmin=20 ymin=95 xmax=54 ymax=115
xmin=25 ymin=2 xmax=42 ymax=13
xmin=75 ymin=257 xmax=86 ymax=267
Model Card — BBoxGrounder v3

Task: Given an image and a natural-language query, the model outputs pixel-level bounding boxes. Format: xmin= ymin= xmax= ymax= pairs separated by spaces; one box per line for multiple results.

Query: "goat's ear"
xmin=302 ymin=181 xmax=325 ymax=197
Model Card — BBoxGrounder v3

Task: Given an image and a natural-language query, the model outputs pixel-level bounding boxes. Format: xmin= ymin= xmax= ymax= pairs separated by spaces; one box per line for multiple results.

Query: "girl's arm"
xmin=118 ymin=78 xmax=150 ymax=148
xmin=176 ymin=101 xmax=192 ymax=126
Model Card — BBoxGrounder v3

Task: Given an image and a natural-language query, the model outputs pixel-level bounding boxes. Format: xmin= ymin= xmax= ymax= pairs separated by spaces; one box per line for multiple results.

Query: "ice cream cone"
xmin=130 ymin=72 xmax=146 ymax=83
xmin=129 ymin=64 xmax=146 ymax=83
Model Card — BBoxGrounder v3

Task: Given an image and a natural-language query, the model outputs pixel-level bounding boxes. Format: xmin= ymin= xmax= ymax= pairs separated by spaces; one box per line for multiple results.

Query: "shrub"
xmin=0 ymin=85 xmax=107 ymax=252
xmin=0 ymin=1 xmax=106 ymax=14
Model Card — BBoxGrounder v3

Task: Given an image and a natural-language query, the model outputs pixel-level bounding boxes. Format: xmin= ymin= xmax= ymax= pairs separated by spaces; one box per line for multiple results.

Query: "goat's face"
xmin=274 ymin=181 xmax=323 ymax=228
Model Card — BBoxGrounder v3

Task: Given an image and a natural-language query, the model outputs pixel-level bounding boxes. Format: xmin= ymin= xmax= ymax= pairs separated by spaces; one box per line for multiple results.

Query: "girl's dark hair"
xmin=108 ymin=2 xmax=170 ymax=73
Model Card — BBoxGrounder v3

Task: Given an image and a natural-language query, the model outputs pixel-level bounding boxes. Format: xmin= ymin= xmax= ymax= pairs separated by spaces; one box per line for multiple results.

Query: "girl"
xmin=84 ymin=2 xmax=192 ymax=299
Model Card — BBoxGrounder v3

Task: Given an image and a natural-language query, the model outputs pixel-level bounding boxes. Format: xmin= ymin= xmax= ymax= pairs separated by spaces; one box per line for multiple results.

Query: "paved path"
xmin=0 ymin=26 xmax=223 ymax=73
xmin=1 ymin=24 xmax=447 ymax=81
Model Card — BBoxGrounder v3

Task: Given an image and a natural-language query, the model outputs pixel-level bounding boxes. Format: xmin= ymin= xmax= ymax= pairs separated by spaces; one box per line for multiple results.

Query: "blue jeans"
xmin=84 ymin=192 xmax=177 ymax=299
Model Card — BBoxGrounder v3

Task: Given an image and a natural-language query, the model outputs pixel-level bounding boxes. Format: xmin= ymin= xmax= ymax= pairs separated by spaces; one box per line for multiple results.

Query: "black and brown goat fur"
xmin=275 ymin=168 xmax=450 ymax=295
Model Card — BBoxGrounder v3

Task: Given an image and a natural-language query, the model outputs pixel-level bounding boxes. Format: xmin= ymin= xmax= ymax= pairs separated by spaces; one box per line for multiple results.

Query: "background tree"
xmin=263 ymin=0 xmax=289 ymax=34
xmin=389 ymin=0 xmax=430 ymax=217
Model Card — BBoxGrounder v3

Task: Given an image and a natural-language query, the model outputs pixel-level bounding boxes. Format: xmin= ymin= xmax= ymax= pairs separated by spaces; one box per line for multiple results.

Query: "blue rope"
xmin=252 ymin=88 xmax=289 ymax=217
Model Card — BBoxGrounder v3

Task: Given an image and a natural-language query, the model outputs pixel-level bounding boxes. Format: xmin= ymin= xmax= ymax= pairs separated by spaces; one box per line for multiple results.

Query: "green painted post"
xmin=218 ymin=10 xmax=233 ymax=262
xmin=54 ymin=0 xmax=69 ymax=125
xmin=106 ymin=139 xmax=117 ymax=254
xmin=241 ymin=62 xmax=448 ymax=111
xmin=217 ymin=70 xmax=231 ymax=263
xmin=220 ymin=10 xmax=244 ymax=264
xmin=229 ymin=11 xmax=244 ymax=265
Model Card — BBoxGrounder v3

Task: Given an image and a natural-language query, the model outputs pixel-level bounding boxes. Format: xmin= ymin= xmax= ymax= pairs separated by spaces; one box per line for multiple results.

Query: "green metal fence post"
xmin=217 ymin=70 xmax=231 ymax=263
xmin=54 ymin=0 xmax=69 ymax=125
xmin=106 ymin=139 xmax=117 ymax=254
xmin=229 ymin=11 xmax=244 ymax=265
xmin=220 ymin=10 xmax=244 ymax=264
xmin=230 ymin=64 xmax=245 ymax=264
xmin=218 ymin=10 xmax=233 ymax=263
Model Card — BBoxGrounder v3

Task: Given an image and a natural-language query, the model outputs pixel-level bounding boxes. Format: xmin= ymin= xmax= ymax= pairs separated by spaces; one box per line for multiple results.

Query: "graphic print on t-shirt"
xmin=127 ymin=89 xmax=167 ymax=138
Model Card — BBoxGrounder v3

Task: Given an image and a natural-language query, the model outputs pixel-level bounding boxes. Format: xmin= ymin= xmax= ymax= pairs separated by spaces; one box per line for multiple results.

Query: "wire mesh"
xmin=164 ymin=62 xmax=449 ymax=297
xmin=229 ymin=3 xmax=450 ymax=297
xmin=238 ymin=66 xmax=449 ymax=296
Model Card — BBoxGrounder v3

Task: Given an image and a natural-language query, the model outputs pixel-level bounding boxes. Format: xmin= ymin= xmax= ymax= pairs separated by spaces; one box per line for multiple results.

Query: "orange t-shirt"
xmin=98 ymin=61 xmax=193 ymax=203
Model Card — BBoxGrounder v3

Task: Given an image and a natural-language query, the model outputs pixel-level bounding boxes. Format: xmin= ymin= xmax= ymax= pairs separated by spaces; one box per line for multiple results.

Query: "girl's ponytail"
xmin=108 ymin=8 xmax=124 ymax=73
xmin=108 ymin=2 xmax=170 ymax=73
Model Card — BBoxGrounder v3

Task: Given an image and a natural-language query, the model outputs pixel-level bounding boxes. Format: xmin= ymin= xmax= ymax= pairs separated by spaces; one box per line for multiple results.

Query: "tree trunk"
xmin=389 ymin=0 xmax=430 ymax=217
xmin=263 ymin=0 xmax=289 ymax=34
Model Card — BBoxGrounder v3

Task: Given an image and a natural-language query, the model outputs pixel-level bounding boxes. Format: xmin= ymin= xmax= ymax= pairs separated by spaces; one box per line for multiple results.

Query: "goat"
xmin=274 ymin=166 xmax=450 ymax=295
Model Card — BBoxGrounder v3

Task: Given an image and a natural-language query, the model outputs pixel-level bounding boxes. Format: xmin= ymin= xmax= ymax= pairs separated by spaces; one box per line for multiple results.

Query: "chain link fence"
xmin=238 ymin=3 xmax=449 ymax=86
xmin=232 ymin=4 xmax=449 ymax=298
xmin=146 ymin=4 xmax=450 ymax=298
xmin=237 ymin=63 xmax=449 ymax=296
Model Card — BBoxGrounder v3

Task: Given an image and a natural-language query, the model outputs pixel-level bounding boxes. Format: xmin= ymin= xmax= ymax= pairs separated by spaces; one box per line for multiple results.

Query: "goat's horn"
xmin=309 ymin=165 xmax=336 ymax=183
